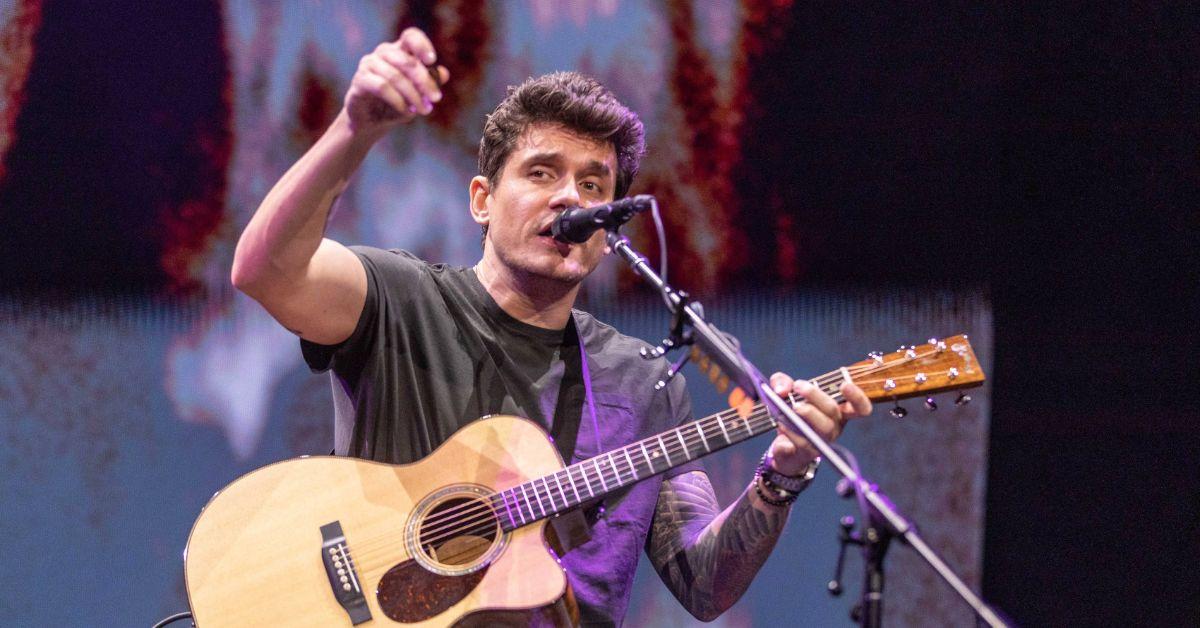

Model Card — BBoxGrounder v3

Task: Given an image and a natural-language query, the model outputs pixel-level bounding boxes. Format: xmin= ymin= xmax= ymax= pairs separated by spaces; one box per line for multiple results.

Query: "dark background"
xmin=2 ymin=2 xmax=1196 ymax=625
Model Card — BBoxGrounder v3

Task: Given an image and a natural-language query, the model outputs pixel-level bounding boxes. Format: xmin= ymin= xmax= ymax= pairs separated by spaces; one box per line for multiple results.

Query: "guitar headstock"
xmin=848 ymin=334 xmax=985 ymax=403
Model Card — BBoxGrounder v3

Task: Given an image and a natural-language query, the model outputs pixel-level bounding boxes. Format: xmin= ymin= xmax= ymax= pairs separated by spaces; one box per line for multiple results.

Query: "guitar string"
xmin=383 ymin=345 xmax=957 ymax=571
xmin=402 ymin=404 xmax=786 ymax=552
xmin=348 ymin=405 xmax=785 ymax=573
xmin=353 ymin=360 xmax=874 ymax=551
xmin=340 ymin=373 xmax=838 ymax=563
xmin=363 ymin=352 xmax=920 ymax=549
xmin=338 ymin=374 xmax=844 ymax=559
xmin=345 ymin=350 xmax=952 ymax=566
xmin=341 ymin=351 xmax=952 ymax=569
xmin=351 ymin=387 xmax=832 ymax=568
xmin=342 ymin=352 xmax=950 ymax=566
xmin=354 ymin=368 xmax=949 ymax=575
xmin=355 ymin=409 xmax=790 ymax=577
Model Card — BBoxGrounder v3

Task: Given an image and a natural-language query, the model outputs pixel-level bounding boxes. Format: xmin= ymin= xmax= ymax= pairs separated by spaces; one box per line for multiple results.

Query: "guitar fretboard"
xmin=486 ymin=401 xmax=779 ymax=531
xmin=485 ymin=334 xmax=981 ymax=532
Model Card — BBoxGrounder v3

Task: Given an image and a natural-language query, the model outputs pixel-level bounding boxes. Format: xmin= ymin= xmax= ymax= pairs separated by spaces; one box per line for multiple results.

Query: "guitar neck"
xmin=490 ymin=379 xmax=845 ymax=531
xmin=489 ymin=333 xmax=984 ymax=531
xmin=493 ymin=402 xmax=778 ymax=531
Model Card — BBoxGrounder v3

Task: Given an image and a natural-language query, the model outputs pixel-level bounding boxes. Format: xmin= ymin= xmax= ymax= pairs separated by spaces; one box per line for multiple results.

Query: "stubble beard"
xmin=492 ymin=240 xmax=588 ymax=298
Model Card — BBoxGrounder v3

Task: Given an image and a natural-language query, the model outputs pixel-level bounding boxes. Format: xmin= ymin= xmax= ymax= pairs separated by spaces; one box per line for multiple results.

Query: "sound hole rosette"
xmin=404 ymin=483 xmax=509 ymax=577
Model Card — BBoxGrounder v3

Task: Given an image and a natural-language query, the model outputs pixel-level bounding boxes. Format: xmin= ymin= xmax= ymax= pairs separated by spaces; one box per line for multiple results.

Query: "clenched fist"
xmin=344 ymin=27 xmax=451 ymax=133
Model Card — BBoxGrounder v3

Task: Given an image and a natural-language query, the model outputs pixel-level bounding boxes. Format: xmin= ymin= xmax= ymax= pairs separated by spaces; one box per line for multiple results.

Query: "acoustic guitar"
xmin=184 ymin=335 xmax=985 ymax=626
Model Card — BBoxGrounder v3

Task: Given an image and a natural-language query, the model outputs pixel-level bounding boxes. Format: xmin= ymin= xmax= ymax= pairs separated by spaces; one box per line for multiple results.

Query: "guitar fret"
xmin=639 ymin=441 xmax=654 ymax=474
xmin=607 ymin=452 xmax=622 ymax=484
xmin=743 ymin=412 xmax=755 ymax=437
xmin=656 ymin=435 xmax=673 ymax=466
xmin=566 ymin=466 xmax=582 ymax=502
xmin=595 ymin=458 xmax=609 ymax=492
xmin=501 ymin=490 xmax=518 ymax=528
xmin=518 ymin=484 xmax=532 ymax=524
xmin=533 ymin=481 xmax=547 ymax=518
xmin=716 ymin=414 xmax=731 ymax=444
xmin=696 ymin=422 xmax=710 ymax=452
xmin=541 ymin=477 xmax=557 ymax=512
xmin=623 ymin=449 xmax=639 ymax=480
xmin=579 ymin=465 xmax=595 ymax=498
xmin=675 ymin=430 xmax=691 ymax=460
xmin=553 ymin=473 xmax=567 ymax=509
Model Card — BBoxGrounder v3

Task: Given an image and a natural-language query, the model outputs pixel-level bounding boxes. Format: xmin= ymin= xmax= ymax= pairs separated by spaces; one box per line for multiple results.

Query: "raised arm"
xmin=646 ymin=375 xmax=872 ymax=620
xmin=231 ymin=28 xmax=449 ymax=345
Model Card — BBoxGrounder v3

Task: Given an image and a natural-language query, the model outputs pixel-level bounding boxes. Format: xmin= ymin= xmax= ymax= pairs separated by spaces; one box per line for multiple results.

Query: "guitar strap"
xmin=547 ymin=313 xmax=601 ymax=464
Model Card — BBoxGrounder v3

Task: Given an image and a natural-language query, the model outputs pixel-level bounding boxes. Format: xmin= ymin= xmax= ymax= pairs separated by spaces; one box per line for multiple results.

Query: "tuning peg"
xmin=924 ymin=397 xmax=938 ymax=411
xmin=868 ymin=351 xmax=884 ymax=365
xmin=955 ymin=392 xmax=972 ymax=406
xmin=890 ymin=403 xmax=908 ymax=418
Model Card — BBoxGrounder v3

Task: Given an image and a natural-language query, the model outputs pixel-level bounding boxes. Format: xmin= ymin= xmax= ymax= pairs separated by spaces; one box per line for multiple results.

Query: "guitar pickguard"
xmin=377 ymin=558 xmax=489 ymax=623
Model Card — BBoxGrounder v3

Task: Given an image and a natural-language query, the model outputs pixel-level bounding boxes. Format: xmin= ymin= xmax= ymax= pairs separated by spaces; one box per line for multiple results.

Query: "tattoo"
xmin=646 ymin=470 xmax=789 ymax=620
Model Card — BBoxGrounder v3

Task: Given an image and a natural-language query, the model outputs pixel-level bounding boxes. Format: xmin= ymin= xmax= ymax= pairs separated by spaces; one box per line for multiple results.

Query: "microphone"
xmin=551 ymin=195 xmax=656 ymax=243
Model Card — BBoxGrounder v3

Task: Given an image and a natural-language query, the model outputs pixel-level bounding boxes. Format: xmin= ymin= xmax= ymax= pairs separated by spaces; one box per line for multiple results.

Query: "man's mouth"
xmin=536 ymin=226 xmax=572 ymax=254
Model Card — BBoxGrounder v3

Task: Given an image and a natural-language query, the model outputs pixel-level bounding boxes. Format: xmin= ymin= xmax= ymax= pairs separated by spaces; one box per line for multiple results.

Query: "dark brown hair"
xmin=478 ymin=72 xmax=645 ymax=236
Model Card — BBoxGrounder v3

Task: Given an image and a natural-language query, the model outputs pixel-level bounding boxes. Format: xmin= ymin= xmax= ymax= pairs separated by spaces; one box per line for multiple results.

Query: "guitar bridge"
xmin=320 ymin=521 xmax=372 ymax=625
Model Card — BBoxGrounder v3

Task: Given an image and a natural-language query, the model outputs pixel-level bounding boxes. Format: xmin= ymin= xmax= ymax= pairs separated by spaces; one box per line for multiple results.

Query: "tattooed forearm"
xmin=646 ymin=470 xmax=790 ymax=621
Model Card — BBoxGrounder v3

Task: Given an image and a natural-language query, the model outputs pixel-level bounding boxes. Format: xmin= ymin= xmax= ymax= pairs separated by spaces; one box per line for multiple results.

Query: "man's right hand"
xmin=345 ymin=28 xmax=450 ymax=134
xmin=234 ymin=29 xmax=450 ymax=346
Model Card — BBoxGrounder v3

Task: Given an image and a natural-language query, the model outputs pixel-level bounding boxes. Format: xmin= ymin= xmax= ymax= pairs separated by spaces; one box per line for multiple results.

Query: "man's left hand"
xmin=765 ymin=372 xmax=873 ymax=476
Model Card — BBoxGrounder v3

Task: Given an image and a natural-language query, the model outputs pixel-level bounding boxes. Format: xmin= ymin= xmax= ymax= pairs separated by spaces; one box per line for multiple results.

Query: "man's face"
xmin=472 ymin=123 xmax=618 ymax=286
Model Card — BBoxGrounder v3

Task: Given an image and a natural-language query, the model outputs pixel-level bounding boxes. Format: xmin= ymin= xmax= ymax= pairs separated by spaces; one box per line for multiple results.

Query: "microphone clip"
xmin=639 ymin=290 xmax=697 ymax=390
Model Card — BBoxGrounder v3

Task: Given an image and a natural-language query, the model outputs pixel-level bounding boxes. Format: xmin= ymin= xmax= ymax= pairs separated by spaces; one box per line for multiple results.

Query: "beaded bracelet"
xmin=753 ymin=451 xmax=819 ymax=507
xmin=754 ymin=472 xmax=799 ymax=507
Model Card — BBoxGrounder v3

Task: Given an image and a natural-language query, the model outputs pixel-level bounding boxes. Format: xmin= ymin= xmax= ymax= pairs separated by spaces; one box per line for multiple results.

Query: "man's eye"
xmin=531 ymin=169 xmax=549 ymax=179
xmin=582 ymin=181 xmax=600 ymax=192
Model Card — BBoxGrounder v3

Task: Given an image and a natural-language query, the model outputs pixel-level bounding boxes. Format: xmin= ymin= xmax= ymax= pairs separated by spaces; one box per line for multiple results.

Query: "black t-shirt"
xmin=302 ymin=246 xmax=699 ymax=625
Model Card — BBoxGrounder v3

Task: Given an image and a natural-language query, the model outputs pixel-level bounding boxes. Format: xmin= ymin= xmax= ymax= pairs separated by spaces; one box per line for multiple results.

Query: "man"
xmin=232 ymin=28 xmax=872 ymax=625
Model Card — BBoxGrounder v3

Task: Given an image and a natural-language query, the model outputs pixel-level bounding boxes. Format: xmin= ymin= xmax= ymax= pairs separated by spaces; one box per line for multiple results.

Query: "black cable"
xmin=648 ymin=200 xmax=673 ymax=311
xmin=151 ymin=611 xmax=193 ymax=628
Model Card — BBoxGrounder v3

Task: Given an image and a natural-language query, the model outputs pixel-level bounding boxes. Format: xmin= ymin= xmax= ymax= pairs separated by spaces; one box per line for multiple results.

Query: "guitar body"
xmin=185 ymin=415 xmax=578 ymax=627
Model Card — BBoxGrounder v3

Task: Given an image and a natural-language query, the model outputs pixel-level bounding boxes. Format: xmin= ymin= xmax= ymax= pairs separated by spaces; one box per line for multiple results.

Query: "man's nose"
xmin=549 ymin=179 xmax=582 ymax=209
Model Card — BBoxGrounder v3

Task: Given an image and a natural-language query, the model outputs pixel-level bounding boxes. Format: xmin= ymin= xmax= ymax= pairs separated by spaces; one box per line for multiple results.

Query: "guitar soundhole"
xmin=404 ymin=485 xmax=508 ymax=577
xmin=417 ymin=496 xmax=499 ymax=568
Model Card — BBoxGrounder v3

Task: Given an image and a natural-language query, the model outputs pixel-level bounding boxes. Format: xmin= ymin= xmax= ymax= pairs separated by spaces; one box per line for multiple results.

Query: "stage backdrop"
xmin=0 ymin=2 xmax=993 ymax=626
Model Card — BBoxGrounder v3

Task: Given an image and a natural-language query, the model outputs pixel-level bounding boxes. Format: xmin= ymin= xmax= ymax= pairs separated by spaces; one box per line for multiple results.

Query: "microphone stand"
xmin=606 ymin=229 xmax=1011 ymax=628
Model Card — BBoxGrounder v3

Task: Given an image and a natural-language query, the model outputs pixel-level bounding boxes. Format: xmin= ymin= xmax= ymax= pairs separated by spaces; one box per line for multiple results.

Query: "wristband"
xmin=758 ymin=451 xmax=819 ymax=494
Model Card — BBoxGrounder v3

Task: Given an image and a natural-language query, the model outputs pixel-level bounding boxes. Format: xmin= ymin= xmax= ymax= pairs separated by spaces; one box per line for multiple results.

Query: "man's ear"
xmin=469 ymin=176 xmax=491 ymax=226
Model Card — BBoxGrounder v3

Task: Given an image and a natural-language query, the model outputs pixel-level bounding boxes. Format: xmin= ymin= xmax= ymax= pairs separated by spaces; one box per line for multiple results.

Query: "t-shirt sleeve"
xmin=300 ymin=246 xmax=425 ymax=374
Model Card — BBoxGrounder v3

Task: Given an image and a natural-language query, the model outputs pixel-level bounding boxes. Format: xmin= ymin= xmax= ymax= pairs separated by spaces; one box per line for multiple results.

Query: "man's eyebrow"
xmin=519 ymin=153 xmax=612 ymax=179
xmin=520 ymin=152 xmax=564 ymax=167
xmin=579 ymin=160 xmax=613 ymax=178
